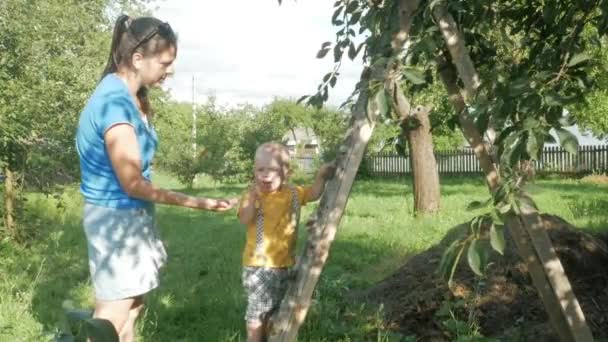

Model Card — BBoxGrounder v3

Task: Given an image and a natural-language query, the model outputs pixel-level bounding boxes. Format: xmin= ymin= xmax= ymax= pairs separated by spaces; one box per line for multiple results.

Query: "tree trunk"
xmin=268 ymin=68 xmax=379 ymax=341
xmin=2 ymin=166 xmax=16 ymax=239
xmin=386 ymin=79 xmax=441 ymax=214
xmin=404 ymin=106 xmax=440 ymax=214
xmin=386 ymin=0 xmax=441 ymax=215
xmin=433 ymin=5 xmax=594 ymax=341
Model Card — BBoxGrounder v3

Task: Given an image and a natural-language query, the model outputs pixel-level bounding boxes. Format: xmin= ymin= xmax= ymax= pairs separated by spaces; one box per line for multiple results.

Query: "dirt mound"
xmin=581 ymin=174 xmax=608 ymax=184
xmin=354 ymin=214 xmax=608 ymax=341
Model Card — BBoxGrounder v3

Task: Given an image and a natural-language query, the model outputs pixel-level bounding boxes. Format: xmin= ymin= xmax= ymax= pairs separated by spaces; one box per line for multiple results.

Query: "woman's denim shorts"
xmin=83 ymin=203 xmax=167 ymax=301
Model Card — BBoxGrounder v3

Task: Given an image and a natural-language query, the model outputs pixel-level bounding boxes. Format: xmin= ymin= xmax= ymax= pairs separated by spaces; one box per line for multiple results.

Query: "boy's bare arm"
xmin=238 ymin=186 xmax=258 ymax=225
xmin=309 ymin=162 xmax=337 ymax=201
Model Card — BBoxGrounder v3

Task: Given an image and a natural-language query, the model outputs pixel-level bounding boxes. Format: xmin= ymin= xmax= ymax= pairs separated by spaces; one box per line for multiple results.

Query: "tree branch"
xmin=432 ymin=2 xmax=481 ymax=101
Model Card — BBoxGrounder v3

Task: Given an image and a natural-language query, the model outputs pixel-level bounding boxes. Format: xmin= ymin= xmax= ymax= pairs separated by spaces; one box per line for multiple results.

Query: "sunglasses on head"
xmin=132 ymin=22 xmax=174 ymax=52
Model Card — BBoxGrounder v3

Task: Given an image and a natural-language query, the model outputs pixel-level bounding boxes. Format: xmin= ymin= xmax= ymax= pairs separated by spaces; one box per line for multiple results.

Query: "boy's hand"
xmin=248 ymin=183 xmax=260 ymax=197
xmin=196 ymin=197 xmax=239 ymax=211
xmin=318 ymin=161 xmax=337 ymax=180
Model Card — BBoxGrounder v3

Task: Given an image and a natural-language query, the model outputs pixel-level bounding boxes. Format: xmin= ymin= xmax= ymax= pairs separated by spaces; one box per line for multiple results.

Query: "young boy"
xmin=238 ymin=142 xmax=335 ymax=342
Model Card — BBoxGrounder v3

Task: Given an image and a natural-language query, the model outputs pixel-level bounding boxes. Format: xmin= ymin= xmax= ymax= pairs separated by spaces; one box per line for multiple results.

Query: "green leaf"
xmin=544 ymin=132 xmax=557 ymax=144
xmin=345 ymin=1 xmax=359 ymax=13
xmin=329 ymin=75 xmax=337 ymax=88
xmin=510 ymin=138 xmax=526 ymax=166
xmin=499 ymin=132 xmax=521 ymax=167
xmin=316 ymin=47 xmax=330 ymax=59
xmin=429 ymin=0 xmax=445 ymax=10
xmin=490 ymin=209 xmax=504 ymax=225
xmin=332 ymin=7 xmax=343 ymax=24
xmin=567 ymin=53 xmax=592 ymax=67
xmin=467 ymin=239 xmax=484 ymax=276
xmin=348 ymin=41 xmax=357 ymax=60
xmin=440 ymin=240 xmax=466 ymax=287
xmin=333 ymin=45 xmax=344 ymax=62
xmin=355 ymin=42 xmax=365 ymax=57
xmin=435 ymin=301 xmax=452 ymax=318
xmin=82 ymin=319 xmax=119 ymax=342
xmin=542 ymin=2 xmax=556 ymax=24
xmin=509 ymin=77 xmax=530 ymax=96
xmin=493 ymin=183 xmax=508 ymax=205
xmin=439 ymin=239 xmax=461 ymax=280
xmin=523 ymin=117 xmax=539 ymax=130
xmin=402 ymin=69 xmax=426 ymax=85
xmin=466 ymin=198 xmax=491 ymax=211
xmin=322 ymin=73 xmax=332 ymax=83
xmin=497 ymin=201 xmax=512 ymax=214
xmin=554 ymin=128 xmax=579 ymax=155
xmin=490 ymin=224 xmax=505 ymax=255
xmin=469 ymin=216 xmax=485 ymax=236
xmin=496 ymin=125 xmax=517 ymax=145
xmin=466 ymin=201 xmax=484 ymax=211
xmin=526 ymin=133 xmax=539 ymax=160
xmin=544 ymin=91 xmax=565 ymax=107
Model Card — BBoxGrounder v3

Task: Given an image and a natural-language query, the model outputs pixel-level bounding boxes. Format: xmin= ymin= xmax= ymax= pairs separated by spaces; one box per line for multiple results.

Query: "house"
xmin=282 ymin=127 xmax=320 ymax=157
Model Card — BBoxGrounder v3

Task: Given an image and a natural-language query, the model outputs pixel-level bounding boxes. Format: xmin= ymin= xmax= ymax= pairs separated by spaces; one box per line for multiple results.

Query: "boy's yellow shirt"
xmin=240 ymin=184 xmax=312 ymax=268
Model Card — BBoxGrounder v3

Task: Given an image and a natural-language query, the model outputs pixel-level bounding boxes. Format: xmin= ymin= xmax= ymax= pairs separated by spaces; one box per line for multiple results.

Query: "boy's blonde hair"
xmin=255 ymin=142 xmax=292 ymax=180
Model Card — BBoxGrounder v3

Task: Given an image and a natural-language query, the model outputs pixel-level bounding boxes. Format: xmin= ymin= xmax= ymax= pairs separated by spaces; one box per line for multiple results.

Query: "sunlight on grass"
xmin=1 ymin=174 xmax=607 ymax=340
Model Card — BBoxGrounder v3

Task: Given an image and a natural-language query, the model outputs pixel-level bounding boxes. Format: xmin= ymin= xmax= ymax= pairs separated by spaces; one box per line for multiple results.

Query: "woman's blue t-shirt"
xmin=76 ymin=74 xmax=158 ymax=208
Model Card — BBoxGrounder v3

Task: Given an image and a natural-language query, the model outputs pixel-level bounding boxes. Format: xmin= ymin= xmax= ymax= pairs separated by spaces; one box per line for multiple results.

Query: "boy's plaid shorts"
xmin=242 ymin=266 xmax=289 ymax=323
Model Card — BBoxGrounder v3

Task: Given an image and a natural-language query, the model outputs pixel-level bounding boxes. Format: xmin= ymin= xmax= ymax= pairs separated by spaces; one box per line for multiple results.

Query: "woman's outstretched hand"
xmin=196 ymin=197 xmax=239 ymax=211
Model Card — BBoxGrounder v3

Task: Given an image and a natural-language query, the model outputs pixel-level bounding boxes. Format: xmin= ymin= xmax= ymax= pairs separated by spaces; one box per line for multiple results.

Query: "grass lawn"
xmin=1 ymin=173 xmax=607 ymax=341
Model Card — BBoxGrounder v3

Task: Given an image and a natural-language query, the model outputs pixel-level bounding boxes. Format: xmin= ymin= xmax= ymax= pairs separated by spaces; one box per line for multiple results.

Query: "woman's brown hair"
xmin=101 ymin=15 xmax=178 ymax=116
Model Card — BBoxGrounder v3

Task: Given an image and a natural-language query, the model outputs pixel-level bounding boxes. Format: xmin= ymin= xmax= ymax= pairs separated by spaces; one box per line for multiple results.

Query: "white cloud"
xmin=150 ymin=0 xmax=364 ymax=107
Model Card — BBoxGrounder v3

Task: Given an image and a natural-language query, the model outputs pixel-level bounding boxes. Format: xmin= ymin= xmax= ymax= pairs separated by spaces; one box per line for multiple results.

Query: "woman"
xmin=75 ymin=15 xmax=236 ymax=340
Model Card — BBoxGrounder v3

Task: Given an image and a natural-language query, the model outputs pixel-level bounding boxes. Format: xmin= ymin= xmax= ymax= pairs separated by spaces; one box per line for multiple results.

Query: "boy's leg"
xmin=244 ymin=267 xmax=265 ymax=342
xmin=243 ymin=267 xmax=288 ymax=342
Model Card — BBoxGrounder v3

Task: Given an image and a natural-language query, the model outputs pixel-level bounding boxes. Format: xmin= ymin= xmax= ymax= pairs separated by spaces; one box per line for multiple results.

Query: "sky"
xmin=150 ymin=0 xmax=363 ymax=108
xmin=149 ymin=0 xmax=605 ymax=145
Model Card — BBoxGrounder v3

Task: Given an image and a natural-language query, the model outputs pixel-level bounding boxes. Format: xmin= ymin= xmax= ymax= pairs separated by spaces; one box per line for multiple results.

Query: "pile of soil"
xmin=354 ymin=214 xmax=608 ymax=341
xmin=581 ymin=174 xmax=608 ymax=185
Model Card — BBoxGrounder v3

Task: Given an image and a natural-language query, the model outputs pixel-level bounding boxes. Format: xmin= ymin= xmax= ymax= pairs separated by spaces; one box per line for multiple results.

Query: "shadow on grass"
xmin=351 ymin=176 xmax=488 ymax=199
xmin=25 ymin=185 xmax=406 ymax=341
xmin=25 ymin=203 xmax=91 ymax=336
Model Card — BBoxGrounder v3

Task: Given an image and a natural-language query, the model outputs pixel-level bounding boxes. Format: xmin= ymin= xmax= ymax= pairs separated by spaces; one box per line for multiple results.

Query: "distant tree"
xmin=0 ymin=0 xmax=150 ymax=241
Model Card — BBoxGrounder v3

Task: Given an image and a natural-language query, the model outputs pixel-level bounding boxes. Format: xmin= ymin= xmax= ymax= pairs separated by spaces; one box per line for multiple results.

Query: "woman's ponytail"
xmin=100 ymin=14 xmax=130 ymax=80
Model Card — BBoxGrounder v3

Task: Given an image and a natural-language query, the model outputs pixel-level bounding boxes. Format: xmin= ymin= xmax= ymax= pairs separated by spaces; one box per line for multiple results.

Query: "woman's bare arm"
xmin=105 ymin=124 xmax=237 ymax=211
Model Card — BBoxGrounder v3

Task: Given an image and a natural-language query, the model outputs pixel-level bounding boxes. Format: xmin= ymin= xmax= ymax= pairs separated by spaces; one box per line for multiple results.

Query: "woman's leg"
xmin=247 ymin=320 xmax=264 ymax=342
xmin=93 ymin=296 xmax=142 ymax=342
xmin=117 ymin=296 xmax=144 ymax=342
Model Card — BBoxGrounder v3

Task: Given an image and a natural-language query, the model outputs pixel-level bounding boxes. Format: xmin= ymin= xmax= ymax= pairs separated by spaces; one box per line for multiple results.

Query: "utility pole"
xmin=192 ymin=75 xmax=197 ymax=158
